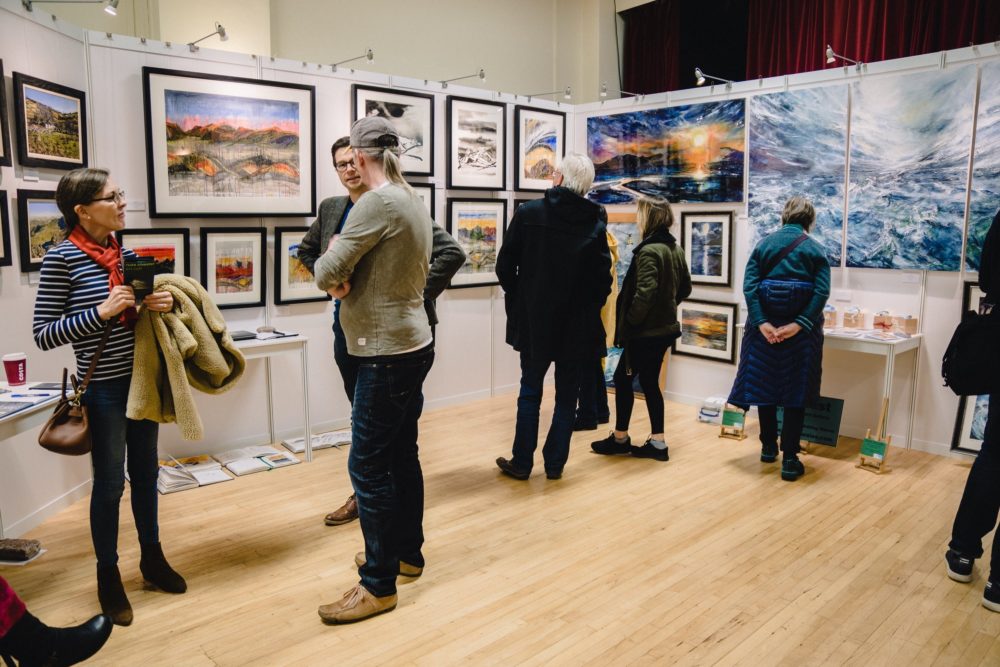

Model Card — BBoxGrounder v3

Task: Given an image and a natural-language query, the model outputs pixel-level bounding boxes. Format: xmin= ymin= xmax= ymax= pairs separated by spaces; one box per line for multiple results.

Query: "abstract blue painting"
xmin=846 ymin=66 xmax=977 ymax=271
xmin=748 ymin=86 xmax=847 ymax=265
xmin=586 ymin=100 xmax=745 ymax=205
xmin=967 ymin=60 xmax=1000 ymax=272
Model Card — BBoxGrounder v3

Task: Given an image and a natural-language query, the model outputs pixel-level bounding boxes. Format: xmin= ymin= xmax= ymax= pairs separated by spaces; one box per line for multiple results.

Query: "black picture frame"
xmin=0 ymin=192 xmax=11 ymax=267
xmin=116 ymin=228 xmax=191 ymax=277
xmin=142 ymin=66 xmax=316 ymax=218
xmin=680 ymin=211 xmax=734 ymax=287
xmin=446 ymin=197 xmax=507 ymax=288
xmin=446 ymin=96 xmax=506 ymax=191
xmin=672 ymin=299 xmax=738 ymax=364
xmin=12 ymin=72 xmax=87 ymax=170
xmin=16 ymin=189 xmax=61 ymax=272
xmin=410 ymin=182 xmax=435 ymax=220
xmin=0 ymin=60 xmax=12 ymax=168
xmin=352 ymin=84 xmax=435 ymax=176
xmin=274 ymin=226 xmax=331 ymax=305
xmin=513 ymin=105 xmax=565 ymax=192
xmin=952 ymin=280 xmax=988 ymax=454
xmin=199 ymin=227 xmax=267 ymax=309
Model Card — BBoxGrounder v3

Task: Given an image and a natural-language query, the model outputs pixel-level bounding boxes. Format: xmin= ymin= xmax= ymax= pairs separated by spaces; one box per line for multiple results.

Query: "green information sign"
xmin=861 ymin=438 xmax=888 ymax=459
xmin=777 ymin=396 xmax=845 ymax=447
xmin=722 ymin=409 xmax=745 ymax=427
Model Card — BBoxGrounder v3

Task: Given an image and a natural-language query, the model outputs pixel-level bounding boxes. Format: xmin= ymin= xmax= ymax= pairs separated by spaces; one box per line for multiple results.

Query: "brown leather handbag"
xmin=38 ymin=322 xmax=114 ymax=456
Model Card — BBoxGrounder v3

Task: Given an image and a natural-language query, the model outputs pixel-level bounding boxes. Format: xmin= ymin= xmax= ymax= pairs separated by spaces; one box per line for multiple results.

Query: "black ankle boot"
xmin=97 ymin=564 xmax=133 ymax=626
xmin=139 ymin=543 xmax=186 ymax=594
xmin=0 ymin=610 xmax=112 ymax=667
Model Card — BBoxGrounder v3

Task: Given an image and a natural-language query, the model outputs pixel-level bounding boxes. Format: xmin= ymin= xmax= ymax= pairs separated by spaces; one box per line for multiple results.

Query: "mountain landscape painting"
xmin=13 ymin=73 xmax=87 ymax=170
xmin=966 ymin=60 xmax=1000 ymax=273
xmin=586 ymin=99 xmax=745 ymax=205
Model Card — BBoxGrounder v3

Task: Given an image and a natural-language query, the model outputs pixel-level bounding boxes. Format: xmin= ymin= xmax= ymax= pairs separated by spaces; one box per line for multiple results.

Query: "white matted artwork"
xmin=681 ymin=211 xmax=733 ymax=287
xmin=673 ymin=299 xmax=737 ymax=363
xmin=447 ymin=96 xmax=506 ymax=190
xmin=446 ymin=198 xmax=506 ymax=288
xmin=352 ymin=85 xmax=434 ymax=176
xmin=954 ymin=394 xmax=989 ymax=454
xmin=274 ymin=227 xmax=330 ymax=305
xmin=514 ymin=105 xmax=565 ymax=191
xmin=199 ymin=227 xmax=265 ymax=309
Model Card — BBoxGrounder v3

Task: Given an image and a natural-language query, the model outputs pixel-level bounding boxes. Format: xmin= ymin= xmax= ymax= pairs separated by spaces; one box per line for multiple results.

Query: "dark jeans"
xmin=82 ymin=376 xmax=160 ymax=567
xmin=950 ymin=394 xmax=1000 ymax=578
xmin=333 ymin=313 xmax=359 ymax=404
xmin=511 ymin=353 xmax=583 ymax=475
xmin=757 ymin=405 xmax=806 ymax=457
xmin=350 ymin=346 xmax=434 ymax=597
xmin=613 ymin=335 xmax=674 ymax=434
xmin=576 ymin=359 xmax=610 ymax=425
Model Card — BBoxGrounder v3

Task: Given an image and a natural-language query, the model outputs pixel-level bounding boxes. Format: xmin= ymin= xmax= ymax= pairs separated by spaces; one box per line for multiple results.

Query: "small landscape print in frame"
xmin=0 ymin=60 xmax=12 ymax=167
xmin=199 ymin=227 xmax=266 ymax=309
xmin=446 ymin=198 xmax=506 ymax=288
xmin=353 ymin=85 xmax=434 ymax=176
xmin=681 ymin=211 xmax=733 ymax=287
xmin=0 ymin=192 xmax=11 ymax=267
xmin=274 ymin=226 xmax=330 ymax=305
xmin=143 ymin=67 xmax=316 ymax=218
xmin=410 ymin=183 xmax=435 ymax=220
xmin=953 ymin=394 xmax=989 ymax=454
xmin=16 ymin=189 xmax=63 ymax=272
xmin=12 ymin=72 xmax=87 ymax=170
xmin=447 ymin=96 xmax=506 ymax=190
xmin=673 ymin=299 xmax=737 ymax=363
xmin=514 ymin=105 xmax=565 ymax=192
xmin=116 ymin=228 xmax=191 ymax=277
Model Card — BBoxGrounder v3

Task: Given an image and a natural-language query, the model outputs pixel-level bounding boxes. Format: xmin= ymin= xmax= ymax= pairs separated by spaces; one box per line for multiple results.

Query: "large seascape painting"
xmin=748 ymin=87 xmax=847 ymax=265
xmin=846 ymin=66 xmax=976 ymax=271
xmin=967 ymin=60 xmax=1000 ymax=272
xmin=586 ymin=99 xmax=745 ymax=205
xmin=143 ymin=67 xmax=315 ymax=218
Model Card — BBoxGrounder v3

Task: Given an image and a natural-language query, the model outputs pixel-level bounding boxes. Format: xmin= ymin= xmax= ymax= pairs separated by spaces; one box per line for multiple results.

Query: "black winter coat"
xmin=981 ymin=209 xmax=999 ymax=304
xmin=496 ymin=187 xmax=612 ymax=362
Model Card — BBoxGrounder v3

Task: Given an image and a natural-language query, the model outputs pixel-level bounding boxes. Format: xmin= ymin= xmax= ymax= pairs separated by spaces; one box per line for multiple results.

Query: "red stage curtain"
xmin=622 ymin=0 xmax=681 ymax=95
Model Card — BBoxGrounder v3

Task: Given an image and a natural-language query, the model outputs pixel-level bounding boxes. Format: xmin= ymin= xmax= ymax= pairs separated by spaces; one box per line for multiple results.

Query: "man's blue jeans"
xmin=350 ymin=346 xmax=434 ymax=597
xmin=511 ymin=353 xmax=583 ymax=475
xmin=82 ymin=376 xmax=160 ymax=567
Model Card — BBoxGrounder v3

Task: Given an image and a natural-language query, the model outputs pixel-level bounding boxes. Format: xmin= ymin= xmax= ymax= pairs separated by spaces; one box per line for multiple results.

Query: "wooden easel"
xmin=857 ymin=398 xmax=891 ymax=474
xmin=719 ymin=405 xmax=747 ymax=440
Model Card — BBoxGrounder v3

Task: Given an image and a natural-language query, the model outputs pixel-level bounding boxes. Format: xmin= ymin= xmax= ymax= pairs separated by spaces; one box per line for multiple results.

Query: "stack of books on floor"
xmin=157 ymin=454 xmax=234 ymax=494
xmin=281 ymin=428 xmax=352 ymax=454
xmin=212 ymin=445 xmax=301 ymax=476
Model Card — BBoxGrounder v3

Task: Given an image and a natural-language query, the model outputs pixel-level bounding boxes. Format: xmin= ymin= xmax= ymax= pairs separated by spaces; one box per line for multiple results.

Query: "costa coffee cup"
xmin=2 ymin=353 xmax=27 ymax=386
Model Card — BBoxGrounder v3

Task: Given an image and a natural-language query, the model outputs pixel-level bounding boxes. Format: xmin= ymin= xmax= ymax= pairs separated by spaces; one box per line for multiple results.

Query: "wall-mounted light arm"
xmin=522 ymin=86 xmax=571 ymax=102
xmin=331 ymin=48 xmax=374 ymax=72
xmin=429 ymin=68 xmax=485 ymax=89
xmin=825 ymin=45 xmax=864 ymax=72
xmin=599 ymin=81 xmax=645 ymax=101
xmin=188 ymin=21 xmax=228 ymax=52
xmin=694 ymin=67 xmax=733 ymax=91
xmin=22 ymin=0 xmax=118 ymax=15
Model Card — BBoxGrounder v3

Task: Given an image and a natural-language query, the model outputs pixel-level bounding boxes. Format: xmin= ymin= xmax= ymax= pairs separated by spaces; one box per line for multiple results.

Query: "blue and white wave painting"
xmin=967 ymin=61 xmax=1000 ymax=272
xmin=847 ymin=66 xmax=977 ymax=271
xmin=748 ymin=86 xmax=847 ymax=265
xmin=970 ymin=395 xmax=989 ymax=443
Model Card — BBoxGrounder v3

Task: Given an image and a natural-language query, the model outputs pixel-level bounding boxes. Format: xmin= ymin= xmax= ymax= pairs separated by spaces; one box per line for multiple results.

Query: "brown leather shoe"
xmin=354 ymin=551 xmax=423 ymax=578
xmin=318 ymin=584 xmax=397 ymax=624
xmin=324 ymin=495 xmax=358 ymax=526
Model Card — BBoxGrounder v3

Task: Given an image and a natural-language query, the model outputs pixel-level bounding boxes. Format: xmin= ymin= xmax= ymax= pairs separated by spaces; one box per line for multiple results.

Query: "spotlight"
xmin=694 ymin=67 xmax=732 ymax=90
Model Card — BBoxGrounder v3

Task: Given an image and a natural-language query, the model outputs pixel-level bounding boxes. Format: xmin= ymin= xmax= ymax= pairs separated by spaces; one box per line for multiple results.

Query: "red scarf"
xmin=68 ymin=225 xmax=138 ymax=329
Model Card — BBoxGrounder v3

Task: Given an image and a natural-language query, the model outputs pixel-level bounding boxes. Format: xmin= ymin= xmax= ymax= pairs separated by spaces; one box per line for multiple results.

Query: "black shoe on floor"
xmin=97 ymin=565 xmax=133 ymax=627
xmin=946 ymin=549 xmax=975 ymax=583
xmin=573 ymin=418 xmax=599 ymax=432
xmin=984 ymin=581 xmax=1000 ymax=612
xmin=495 ymin=457 xmax=530 ymax=480
xmin=49 ymin=614 xmax=114 ymax=666
xmin=631 ymin=441 xmax=669 ymax=462
xmin=545 ymin=468 xmax=563 ymax=480
xmin=781 ymin=457 xmax=805 ymax=481
xmin=760 ymin=441 xmax=778 ymax=463
xmin=591 ymin=433 xmax=631 ymax=455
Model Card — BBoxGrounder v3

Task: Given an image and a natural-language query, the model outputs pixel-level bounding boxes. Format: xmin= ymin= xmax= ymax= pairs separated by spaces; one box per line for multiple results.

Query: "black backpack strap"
xmin=762 ymin=233 xmax=809 ymax=279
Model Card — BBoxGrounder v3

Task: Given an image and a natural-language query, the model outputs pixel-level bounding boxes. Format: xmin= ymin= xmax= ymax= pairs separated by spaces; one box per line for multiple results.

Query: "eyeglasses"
xmin=335 ymin=160 xmax=356 ymax=172
xmin=91 ymin=189 xmax=126 ymax=204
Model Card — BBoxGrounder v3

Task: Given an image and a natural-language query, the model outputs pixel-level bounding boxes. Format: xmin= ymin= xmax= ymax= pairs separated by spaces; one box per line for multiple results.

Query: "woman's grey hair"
xmin=781 ymin=196 xmax=816 ymax=231
xmin=55 ymin=167 xmax=109 ymax=236
xmin=557 ymin=153 xmax=595 ymax=196
xmin=636 ymin=197 xmax=675 ymax=239
xmin=355 ymin=146 xmax=413 ymax=194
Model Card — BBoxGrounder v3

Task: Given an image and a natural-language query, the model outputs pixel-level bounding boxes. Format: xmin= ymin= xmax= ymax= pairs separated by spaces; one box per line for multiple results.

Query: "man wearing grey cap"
xmin=313 ymin=116 xmax=435 ymax=624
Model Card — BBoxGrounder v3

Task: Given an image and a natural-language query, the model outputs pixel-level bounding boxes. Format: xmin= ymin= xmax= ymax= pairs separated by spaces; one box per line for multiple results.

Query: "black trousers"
xmin=950 ymin=394 xmax=1000 ymax=579
xmin=757 ymin=405 xmax=806 ymax=456
xmin=614 ymin=335 xmax=674 ymax=434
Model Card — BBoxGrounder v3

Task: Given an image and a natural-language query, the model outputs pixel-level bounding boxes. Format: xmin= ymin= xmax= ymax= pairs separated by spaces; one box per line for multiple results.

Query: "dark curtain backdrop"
xmin=622 ymin=0 xmax=681 ymax=95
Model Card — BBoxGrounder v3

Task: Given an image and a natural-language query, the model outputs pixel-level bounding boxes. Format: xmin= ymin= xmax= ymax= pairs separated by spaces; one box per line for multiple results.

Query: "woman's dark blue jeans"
xmin=349 ymin=347 xmax=434 ymax=598
xmin=82 ymin=376 xmax=160 ymax=567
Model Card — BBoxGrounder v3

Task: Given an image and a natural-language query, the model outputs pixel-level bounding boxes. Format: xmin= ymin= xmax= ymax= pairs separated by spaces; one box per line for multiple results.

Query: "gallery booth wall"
xmin=0 ymin=0 xmax=997 ymax=536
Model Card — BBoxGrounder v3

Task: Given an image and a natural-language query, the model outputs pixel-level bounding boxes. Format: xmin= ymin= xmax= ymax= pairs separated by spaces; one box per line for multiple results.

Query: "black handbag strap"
xmin=762 ymin=233 xmax=809 ymax=279
xmin=71 ymin=321 xmax=115 ymax=402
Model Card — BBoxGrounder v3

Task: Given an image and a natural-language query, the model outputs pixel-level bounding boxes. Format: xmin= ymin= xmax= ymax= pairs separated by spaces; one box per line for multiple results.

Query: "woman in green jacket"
xmin=592 ymin=197 xmax=692 ymax=461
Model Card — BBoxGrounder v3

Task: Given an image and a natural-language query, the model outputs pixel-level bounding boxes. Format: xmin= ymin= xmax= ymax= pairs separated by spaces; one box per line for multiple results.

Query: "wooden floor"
xmin=3 ymin=394 xmax=998 ymax=666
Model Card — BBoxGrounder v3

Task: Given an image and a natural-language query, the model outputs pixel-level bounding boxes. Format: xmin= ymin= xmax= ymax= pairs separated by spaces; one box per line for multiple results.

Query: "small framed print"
xmin=199 ymin=227 xmax=266 ymax=309
xmin=673 ymin=299 xmax=738 ymax=363
xmin=16 ymin=189 xmax=63 ymax=272
xmin=447 ymin=96 xmax=506 ymax=190
xmin=446 ymin=198 xmax=506 ymax=288
xmin=12 ymin=72 xmax=87 ymax=170
xmin=274 ymin=226 xmax=330 ymax=305
xmin=352 ymin=84 xmax=434 ymax=176
xmin=0 ymin=60 xmax=12 ymax=167
xmin=117 ymin=228 xmax=191 ymax=277
xmin=513 ymin=105 xmax=565 ymax=191
xmin=953 ymin=394 xmax=989 ymax=454
xmin=963 ymin=280 xmax=985 ymax=314
xmin=0 ymin=193 xmax=11 ymax=267
xmin=681 ymin=211 xmax=733 ymax=287
xmin=410 ymin=183 xmax=435 ymax=219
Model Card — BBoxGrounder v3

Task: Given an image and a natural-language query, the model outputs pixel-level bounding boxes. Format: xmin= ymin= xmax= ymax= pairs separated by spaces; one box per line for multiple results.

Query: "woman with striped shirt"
xmin=33 ymin=168 xmax=186 ymax=626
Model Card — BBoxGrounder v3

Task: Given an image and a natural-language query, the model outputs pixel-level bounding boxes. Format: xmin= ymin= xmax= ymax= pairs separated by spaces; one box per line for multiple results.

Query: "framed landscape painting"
xmin=143 ymin=67 xmax=316 ymax=218
xmin=446 ymin=198 xmax=506 ymax=288
xmin=12 ymin=72 xmax=87 ymax=170
xmin=953 ymin=394 xmax=988 ymax=454
xmin=681 ymin=211 xmax=733 ymax=286
xmin=274 ymin=226 xmax=330 ymax=305
xmin=447 ymin=96 xmax=506 ymax=190
xmin=16 ymin=189 xmax=62 ymax=272
xmin=514 ymin=105 xmax=565 ymax=191
xmin=117 ymin=228 xmax=190 ymax=277
xmin=673 ymin=300 xmax=737 ymax=363
xmin=0 ymin=193 xmax=11 ymax=267
xmin=0 ymin=60 xmax=12 ymax=167
xmin=352 ymin=85 xmax=434 ymax=176
xmin=199 ymin=227 xmax=266 ymax=309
